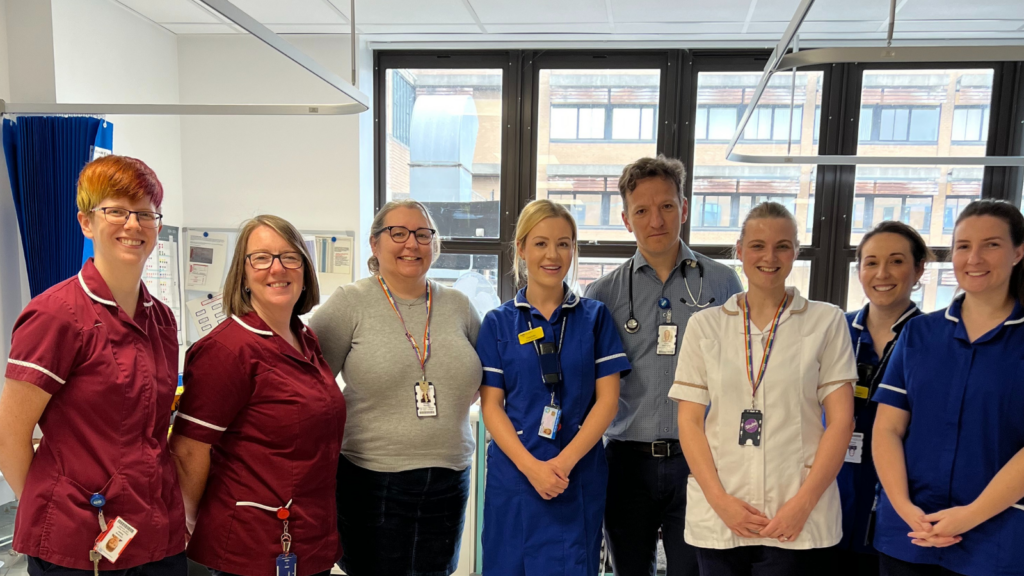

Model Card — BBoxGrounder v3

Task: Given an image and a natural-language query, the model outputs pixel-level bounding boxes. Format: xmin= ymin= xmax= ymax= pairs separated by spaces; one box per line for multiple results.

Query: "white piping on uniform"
xmin=1005 ymin=316 xmax=1024 ymax=326
xmin=236 ymin=498 xmax=293 ymax=512
xmin=7 ymin=359 xmax=66 ymax=385
xmin=78 ymin=272 xmax=117 ymax=306
xmin=596 ymin=353 xmax=627 ymax=364
xmin=176 ymin=413 xmax=227 ymax=432
xmin=877 ymin=384 xmax=907 ymax=395
xmin=945 ymin=306 xmax=959 ymax=323
xmin=143 ymin=300 xmax=154 ymax=307
xmin=483 ymin=367 xmax=504 ymax=374
xmin=1012 ymin=504 xmax=1024 ymax=511
xmin=232 ymin=315 xmax=274 ymax=336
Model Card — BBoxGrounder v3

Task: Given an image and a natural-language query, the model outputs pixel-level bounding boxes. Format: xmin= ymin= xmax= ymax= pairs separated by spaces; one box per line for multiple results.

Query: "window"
xmin=944 ymin=196 xmax=975 ymax=232
xmin=577 ymin=257 xmax=629 ymax=291
xmin=951 ymin=107 xmax=990 ymax=143
xmin=852 ymin=70 xmax=993 ymax=248
xmin=537 ymin=69 xmax=661 ymax=243
xmin=547 ymin=176 xmax=623 ymax=230
xmin=384 ymin=68 xmax=504 ymax=240
xmin=859 ymin=106 xmax=941 ymax=143
xmin=695 ymin=105 xmax=802 ymax=142
xmin=392 ymin=71 xmax=415 ymax=147
xmin=691 ymin=71 xmax=821 ymax=247
xmin=427 ymin=253 xmax=500 ymax=316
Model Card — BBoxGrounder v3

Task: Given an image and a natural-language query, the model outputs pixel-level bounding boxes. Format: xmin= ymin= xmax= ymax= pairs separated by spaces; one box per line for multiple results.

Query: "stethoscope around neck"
xmin=624 ymin=256 xmax=714 ymax=334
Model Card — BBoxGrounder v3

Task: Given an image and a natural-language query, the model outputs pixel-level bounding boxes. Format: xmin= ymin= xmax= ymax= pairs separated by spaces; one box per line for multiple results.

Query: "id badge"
xmin=738 ymin=409 xmax=763 ymax=446
xmin=93 ymin=517 xmax=138 ymax=563
xmin=539 ymin=404 xmax=561 ymax=439
xmin=414 ymin=381 xmax=437 ymax=418
xmin=276 ymin=553 xmax=297 ymax=576
xmin=845 ymin=432 xmax=865 ymax=464
xmin=657 ymin=325 xmax=678 ymax=355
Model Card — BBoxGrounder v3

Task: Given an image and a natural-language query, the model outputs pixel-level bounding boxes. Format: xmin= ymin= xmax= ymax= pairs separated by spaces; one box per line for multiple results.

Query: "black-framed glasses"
xmin=91 ymin=207 xmax=163 ymax=229
xmin=378 ymin=226 xmax=436 ymax=245
xmin=246 ymin=252 xmax=304 ymax=270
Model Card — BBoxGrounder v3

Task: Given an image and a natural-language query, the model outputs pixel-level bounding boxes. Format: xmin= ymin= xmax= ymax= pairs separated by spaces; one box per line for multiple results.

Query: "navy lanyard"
xmin=525 ymin=314 xmax=568 ymax=405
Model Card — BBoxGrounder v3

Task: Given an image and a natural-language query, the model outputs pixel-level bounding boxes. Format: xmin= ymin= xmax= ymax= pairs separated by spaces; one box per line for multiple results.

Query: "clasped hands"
xmin=896 ymin=502 xmax=980 ymax=548
xmin=710 ymin=493 xmax=814 ymax=543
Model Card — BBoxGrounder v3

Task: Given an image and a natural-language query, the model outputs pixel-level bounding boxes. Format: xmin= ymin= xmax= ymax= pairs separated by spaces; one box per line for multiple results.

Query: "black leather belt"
xmin=609 ymin=439 xmax=681 ymax=458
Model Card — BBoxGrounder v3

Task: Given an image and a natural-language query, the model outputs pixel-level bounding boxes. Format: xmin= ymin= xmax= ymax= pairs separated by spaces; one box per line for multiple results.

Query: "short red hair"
xmin=77 ymin=155 xmax=164 ymax=213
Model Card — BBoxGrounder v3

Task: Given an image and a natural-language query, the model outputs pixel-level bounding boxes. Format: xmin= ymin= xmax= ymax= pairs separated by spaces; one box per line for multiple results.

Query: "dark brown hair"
xmin=617 ymin=155 xmax=686 ymax=211
xmin=856 ymin=221 xmax=934 ymax=270
xmin=954 ymin=199 xmax=1024 ymax=304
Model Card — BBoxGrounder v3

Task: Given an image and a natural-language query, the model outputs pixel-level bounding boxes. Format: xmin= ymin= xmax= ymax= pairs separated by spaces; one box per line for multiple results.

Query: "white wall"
xmin=178 ymin=34 xmax=362 ymax=266
xmin=50 ymin=0 xmax=184 ymax=225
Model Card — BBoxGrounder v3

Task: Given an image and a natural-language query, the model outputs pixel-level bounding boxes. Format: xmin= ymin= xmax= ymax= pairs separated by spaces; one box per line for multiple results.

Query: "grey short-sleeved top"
xmin=310 ymin=276 xmax=483 ymax=473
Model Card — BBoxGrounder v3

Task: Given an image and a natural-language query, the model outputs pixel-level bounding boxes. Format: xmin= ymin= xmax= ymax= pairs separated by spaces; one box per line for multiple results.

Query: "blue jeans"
xmin=336 ymin=455 xmax=470 ymax=576
xmin=603 ymin=440 xmax=699 ymax=576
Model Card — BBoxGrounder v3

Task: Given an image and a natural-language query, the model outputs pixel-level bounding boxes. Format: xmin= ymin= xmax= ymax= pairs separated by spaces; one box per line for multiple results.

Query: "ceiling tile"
xmin=614 ymin=21 xmax=743 ymax=34
xmin=753 ymin=0 xmax=896 ymax=22
xmin=898 ymin=0 xmax=1024 ymax=21
xmin=266 ymin=23 xmax=352 ymax=33
xmin=226 ymin=0 xmax=345 ymax=24
xmin=799 ymin=20 xmax=886 ymax=33
xmin=612 ymin=0 xmax=750 ymax=24
xmin=327 ymin=0 xmax=476 ymax=25
xmin=486 ymin=22 xmax=612 ymax=33
xmin=117 ymin=0 xmax=221 ymax=23
xmin=161 ymin=22 xmax=241 ymax=33
xmin=471 ymin=0 xmax=607 ymax=24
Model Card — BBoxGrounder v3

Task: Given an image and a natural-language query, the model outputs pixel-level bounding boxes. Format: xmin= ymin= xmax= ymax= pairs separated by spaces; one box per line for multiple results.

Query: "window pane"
xmin=695 ymin=107 xmax=709 ymax=140
xmin=847 ymin=261 xmax=956 ymax=313
xmin=852 ymin=70 xmax=993 ymax=248
xmin=385 ymin=68 xmax=503 ymax=240
xmin=859 ymin=107 xmax=874 ymax=141
xmin=717 ymin=259 xmax=812 ymax=296
xmin=909 ymin=108 xmax=940 ymax=142
xmin=536 ymin=69 xmax=660 ymax=243
xmin=612 ymin=107 xmax=642 ymax=140
xmin=579 ymin=107 xmax=606 ymax=139
xmin=551 ymin=107 xmax=578 ymax=139
xmin=577 ymin=257 xmax=629 ymax=292
xmin=708 ymin=107 xmax=737 ymax=140
xmin=427 ymin=253 xmax=500 ymax=315
xmin=692 ymin=72 xmax=821 ymax=247
xmin=640 ymin=107 xmax=656 ymax=141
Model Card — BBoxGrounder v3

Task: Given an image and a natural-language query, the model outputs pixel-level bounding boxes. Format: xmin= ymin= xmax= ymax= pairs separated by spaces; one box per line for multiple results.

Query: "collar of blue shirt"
xmin=944 ymin=292 xmax=1024 ymax=343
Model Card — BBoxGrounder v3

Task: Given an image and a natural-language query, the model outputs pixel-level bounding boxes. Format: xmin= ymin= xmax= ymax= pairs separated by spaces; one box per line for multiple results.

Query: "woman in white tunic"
xmin=670 ymin=201 xmax=857 ymax=576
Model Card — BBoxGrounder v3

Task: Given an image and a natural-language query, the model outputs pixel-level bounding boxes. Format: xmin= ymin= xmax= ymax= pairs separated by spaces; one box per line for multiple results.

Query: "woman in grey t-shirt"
xmin=310 ymin=200 xmax=482 ymax=576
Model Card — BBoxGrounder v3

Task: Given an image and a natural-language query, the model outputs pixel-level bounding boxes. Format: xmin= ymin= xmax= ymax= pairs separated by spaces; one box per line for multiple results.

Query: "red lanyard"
xmin=740 ymin=293 xmax=788 ymax=408
xmin=378 ymin=276 xmax=432 ymax=379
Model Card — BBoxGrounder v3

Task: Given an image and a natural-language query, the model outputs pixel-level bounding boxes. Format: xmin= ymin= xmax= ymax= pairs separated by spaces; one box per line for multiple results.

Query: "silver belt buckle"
xmin=651 ymin=440 xmax=669 ymax=457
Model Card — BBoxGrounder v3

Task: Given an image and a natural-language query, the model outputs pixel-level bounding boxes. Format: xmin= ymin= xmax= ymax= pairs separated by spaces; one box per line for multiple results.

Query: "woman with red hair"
xmin=0 ymin=155 xmax=187 ymax=576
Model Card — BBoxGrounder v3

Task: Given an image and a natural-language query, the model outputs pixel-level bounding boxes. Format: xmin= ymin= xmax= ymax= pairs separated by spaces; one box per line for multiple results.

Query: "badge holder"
xmin=854 ymin=363 xmax=876 ymax=408
xmin=656 ymin=299 xmax=677 ymax=356
xmin=537 ymin=342 xmax=562 ymax=439
xmin=277 ymin=508 xmax=297 ymax=576
xmin=738 ymin=409 xmax=763 ymax=446
xmin=89 ymin=493 xmax=138 ymax=574
xmin=414 ymin=379 xmax=437 ymax=418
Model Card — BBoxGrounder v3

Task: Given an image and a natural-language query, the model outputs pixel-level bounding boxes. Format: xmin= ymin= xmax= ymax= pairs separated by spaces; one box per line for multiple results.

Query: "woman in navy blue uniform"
xmin=476 ymin=199 xmax=631 ymax=576
xmin=836 ymin=222 xmax=931 ymax=576
xmin=873 ymin=199 xmax=1024 ymax=576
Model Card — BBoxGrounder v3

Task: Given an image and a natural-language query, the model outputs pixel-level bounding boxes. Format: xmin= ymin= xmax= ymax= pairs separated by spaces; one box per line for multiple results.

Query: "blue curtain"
xmin=2 ymin=116 xmax=114 ymax=297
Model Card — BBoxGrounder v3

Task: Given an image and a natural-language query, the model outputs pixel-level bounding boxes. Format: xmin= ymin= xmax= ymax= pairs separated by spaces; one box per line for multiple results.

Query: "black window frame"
xmin=374 ymin=51 xmax=1024 ymax=308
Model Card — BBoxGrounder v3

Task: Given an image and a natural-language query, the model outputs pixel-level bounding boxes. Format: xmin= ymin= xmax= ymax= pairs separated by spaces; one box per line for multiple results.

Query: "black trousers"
xmin=603 ymin=440 xmax=699 ymax=576
xmin=27 ymin=553 xmax=187 ymax=576
xmin=696 ymin=546 xmax=834 ymax=576
xmin=878 ymin=554 xmax=965 ymax=576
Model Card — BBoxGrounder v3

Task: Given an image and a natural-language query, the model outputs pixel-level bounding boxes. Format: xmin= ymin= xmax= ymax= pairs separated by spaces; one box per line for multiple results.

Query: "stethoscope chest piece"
xmin=624 ymin=317 xmax=640 ymax=334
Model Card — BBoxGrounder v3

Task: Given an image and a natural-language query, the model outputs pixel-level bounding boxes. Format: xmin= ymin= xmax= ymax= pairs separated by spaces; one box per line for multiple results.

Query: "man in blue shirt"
xmin=586 ymin=156 xmax=742 ymax=576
